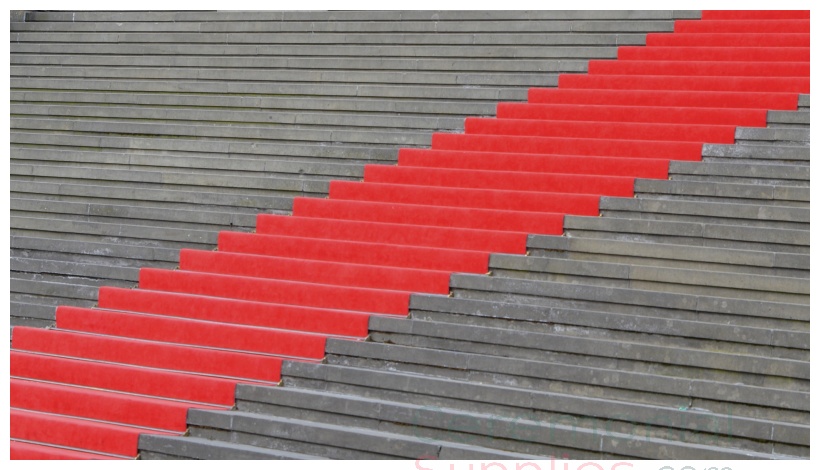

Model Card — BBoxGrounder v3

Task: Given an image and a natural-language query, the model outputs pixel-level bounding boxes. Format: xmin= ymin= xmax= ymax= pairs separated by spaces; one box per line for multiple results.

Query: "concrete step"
xmin=12 ymin=164 xmax=328 ymax=207
xmin=10 ymin=302 xmax=57 ymax=328
xmin=10 ymin=147 xmax=365 ymax=180
xmin=10 ymin=180 xmax=295 ymax=214
xmin=11 ymin=31 xmax=651 ymax=47
xmin=10 ymin=53 xmax=590 ymax=74
xmin=11 ymin=131 xmax=399 ymax=163
xmin=735 ymin=127 xmax=810 ymax=145
xmin=11 ymin=18 xmax=676 ymax=34
xmin=11 ymin=256 xmax=139 ymax=283
xmin=526 ymin=235 xmax=808 ymax=278
xmin=766 ymin=110 xmax=810 ymax=129
xmin=670 ymin=160 xmax=809 ymax=187
xmin=11 ymin=204 xmax=253 ymax=237
xmin=11 ymin=163 xmax=326 ymax=200
xmin=11 ymin=77 xmax=529 ymax=102
xmin=10 ymin=42 xmax=624 ymax=60
xmin=12 ymin=270 xmax=134 ymax=292
xmin=10 ymin=198 xmax=258 ymax=230
xmin=11 ymin=292 xmax=94 ymax=309
xmin=488 ymin=253 xmax=808 ymax=304
xmin=11 ymin=275 xmax=106 ymax=320
xmin=702 ymin=144 xmax=809 ymax=165
xmin=564 ymin=215 xmax=809 ymax=255
xmin=323 ymin=338 xmax=808 ymax=424
xmin=598 ymin=197 xmax=808 ymax=231
xmin=10 ymin=65 xmax=557 ymax=88
xmin=11 ymin=103 xmax=465 ymax=133
xmin=633 ymin=179 xmax=808 ymax=208
xmin=138 ymin=434 xmax=324 ymax=460
xmin=408 ymin=294 xmax=808 ymax=356
xmin=449 ymin=273 xmax=808 ymax=329
xmin=268 ymin=364 xmax=807 ymax=458
xmin=797 ymin=94 xmax=810 ymax=109
xmin=10 ymin=235 xmax=180 ymax=264
xmin=10 ymin=90 xmax=498 ymax=117
xmin=10 ymin=117 xmax=434 ymax=148
xmin=22 ymin=10 xmax=698 ymax=22
xmin=11 ymin=215 xmax=219 ymax=248
xmin=175 ymin=407 xmax=563 ymax=460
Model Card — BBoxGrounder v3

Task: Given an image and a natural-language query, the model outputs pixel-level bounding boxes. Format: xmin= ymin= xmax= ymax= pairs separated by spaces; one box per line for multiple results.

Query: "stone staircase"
xmin=10 ymin=9 xmax=809 ymax=461
xmin=10 ymin=10 xmax=695 ymax=329
xmin=139 ymin=109 xmax=810 ymax=460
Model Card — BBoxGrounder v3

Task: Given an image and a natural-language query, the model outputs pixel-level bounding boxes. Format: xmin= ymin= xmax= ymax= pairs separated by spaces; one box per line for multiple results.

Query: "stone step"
xmin=599 ymin=197 xmax=808 ymax=231
xmin=11 ymin=276 xmax=103 ymax=316
xmin=11 ymin=292 xmax=93 ymax=309
xmin=564 ymin=215 xmax=809 ymax=254
xmin=9 ymin=65 xmax=557 ymax=88
xmin=11 ymin=215 xmax=219 ymax=247
xmin=670 ymin=160 xmax=809 ymax=187
xmin=526 ymin=235 xmax=808 ymax=278
xmin=11 ymin=103 xmax=466 ymax=132
xmin=797 ymin=94 xmax=810 ymax=109
xmin=10 ymin=302 xmax=57 ymax=328
xmin=10 ymin=117 xmax=434 ymax=148
xmin=10 ymin=147 xmax=365 ymax=180
xmin=11 ymin=31 xmax=651 ymax=47
xmin=12 ymin=18 xmax=676 ymax=34
xmin=11 ymin=247 xmax=175 ymax=275
xmin=633 ymin=179 xmax=808 ymax=208
xmin=323 ymin=339 xmax=808 ymax=424
xmin=10 ymin=197 xmax=258 ymax=230
xmin=11 ymin=77 xmax=529 ymax=101
xmin=138 ymin=434 xmax=325 ymax=460
xmin=11 ymin=235 xmax=180 ymax=264
xmin=449 ymin=273 xmax=808 ymax=329
xmin=703 ymin=144 xmax=809 ymax=165
xmin=270 ymin=364 xmax=807 ymax=457
xmin=11 ymin=131 xmax=399 ymax=163
xmin=488 ymin=253 xmax=808 ymax=304
xmin=11 ymin=162 xmax=326 ymax=200
xmin=23 ymin=10 xmax=698 ymax=22
xmin=178 ymin=408 xmax=545 ymax=460
xmin=10 ymin=90 xmax=498 ymax=117
xmin=11 ymin=256 xmax=139 ymax=283
xmin=9 ymin=180 xmax=295 ymax=214
xmin=12 ymin=270 xmax=133 ymax=291
xmin=408 ymin=294 xmax=808 ymax=354
xmin=10 ymin=53 xmax=590 ymax=74
xmin=767 ymin=110 xmax=810 ymax=128
xmin=11 ymin=210 xmax=239 ymax=241
xmin=735 ymin=127 xmax=810 ymax=145
xmin=10 ymin=42 xmax=623 ymax=60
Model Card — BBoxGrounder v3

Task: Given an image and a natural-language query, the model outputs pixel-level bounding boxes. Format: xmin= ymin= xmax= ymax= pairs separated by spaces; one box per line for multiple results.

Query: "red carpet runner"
xmin=10 ymin=10 xmax=810 ymax=459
